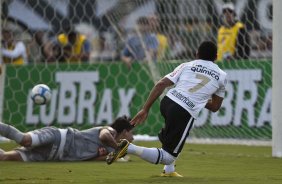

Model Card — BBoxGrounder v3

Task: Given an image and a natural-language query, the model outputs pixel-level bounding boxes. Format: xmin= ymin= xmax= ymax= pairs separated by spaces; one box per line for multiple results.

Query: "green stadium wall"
xmin=0 ymin=60 xmax=272 ymax=139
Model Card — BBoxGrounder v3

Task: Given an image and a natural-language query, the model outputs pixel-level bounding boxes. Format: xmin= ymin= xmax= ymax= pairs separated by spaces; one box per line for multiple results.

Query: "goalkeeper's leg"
xmin=0 ymin=122 xmax=34 ymax=161
xmin=0 ymin=149 xmax=23 ymax=161
xmin=0 ymin=122 xmax=30 ymax=146
xmin=0 ymin=122 xmax=57 ymax=148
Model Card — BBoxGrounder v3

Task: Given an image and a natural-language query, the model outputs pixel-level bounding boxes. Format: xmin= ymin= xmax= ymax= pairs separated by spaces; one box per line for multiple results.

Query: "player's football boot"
xmin=106 ymin=139 xmax=129 ymax=165
xmin=160 ymin=170 xmax=183 ymax=177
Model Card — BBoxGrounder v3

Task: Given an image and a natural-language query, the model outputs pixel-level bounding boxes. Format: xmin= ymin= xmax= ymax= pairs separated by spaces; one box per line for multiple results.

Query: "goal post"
xmin=272 ymin=0 xmax=282 ymax=158
xmin=0 ymin=1 xmax=3 ymax=122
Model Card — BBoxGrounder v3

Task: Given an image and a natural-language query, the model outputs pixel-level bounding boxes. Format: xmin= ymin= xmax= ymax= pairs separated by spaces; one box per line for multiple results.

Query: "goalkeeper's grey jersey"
xmin=61 ymin=127 xmax=114 ymax=161
xmin=15 ymin=126 xmax=114 ymax=161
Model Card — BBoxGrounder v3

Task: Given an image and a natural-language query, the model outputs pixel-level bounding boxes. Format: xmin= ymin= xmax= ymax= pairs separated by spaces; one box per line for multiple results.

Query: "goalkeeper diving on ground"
xmin=0 ymin=116 xmax=133 ymax=161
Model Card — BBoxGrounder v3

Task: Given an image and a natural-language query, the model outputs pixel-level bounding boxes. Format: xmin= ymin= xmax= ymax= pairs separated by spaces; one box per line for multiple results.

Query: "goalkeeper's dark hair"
xmin=197 ymin=41 xmax=217 ymax=61
xmin=111 ymin=115 xmax=134 ymax=133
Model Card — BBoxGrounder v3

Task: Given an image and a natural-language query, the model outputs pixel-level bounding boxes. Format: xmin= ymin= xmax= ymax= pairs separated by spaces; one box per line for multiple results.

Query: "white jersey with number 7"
xmin=165 ymin=59 xmax=227 ymax=119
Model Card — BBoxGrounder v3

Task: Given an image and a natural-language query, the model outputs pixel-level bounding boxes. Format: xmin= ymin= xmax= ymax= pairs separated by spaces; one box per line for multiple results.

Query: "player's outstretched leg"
xmin=106 ymin=139 xmax=129 ymax=165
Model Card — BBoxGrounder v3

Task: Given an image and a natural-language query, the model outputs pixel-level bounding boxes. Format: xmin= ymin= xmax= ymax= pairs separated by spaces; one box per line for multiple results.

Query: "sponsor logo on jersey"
xmin=191 ymin=65 xmax=220 ymax=80
xmin=171 ymin=90 xmax=195 ymax=108
xmin=170 ymin=64 xmax=185 ymax=77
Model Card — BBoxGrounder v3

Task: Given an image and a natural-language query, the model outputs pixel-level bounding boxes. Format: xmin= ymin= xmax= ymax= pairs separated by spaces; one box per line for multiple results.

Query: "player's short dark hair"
xmin=197 ymin=41 xmax=217 ymax=61
xmin=111 ymin=115 xmax=134 ymax=133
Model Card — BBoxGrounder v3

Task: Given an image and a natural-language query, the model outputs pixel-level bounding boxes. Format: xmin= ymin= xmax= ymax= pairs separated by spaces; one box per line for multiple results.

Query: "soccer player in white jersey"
xmin=0 ymin=116 xmax=134 ymax=161
xmin=106 ymin=41 xmax=227 ymax=177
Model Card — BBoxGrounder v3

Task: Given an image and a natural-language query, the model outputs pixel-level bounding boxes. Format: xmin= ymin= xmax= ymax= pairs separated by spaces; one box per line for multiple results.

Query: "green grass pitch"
xmin=0 ymin=141 xmax=282 ymax=184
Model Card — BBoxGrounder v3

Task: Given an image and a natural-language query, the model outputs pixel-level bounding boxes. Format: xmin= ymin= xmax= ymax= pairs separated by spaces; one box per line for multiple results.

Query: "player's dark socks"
xmin=0 ymin=122 xmax=24 ymax=144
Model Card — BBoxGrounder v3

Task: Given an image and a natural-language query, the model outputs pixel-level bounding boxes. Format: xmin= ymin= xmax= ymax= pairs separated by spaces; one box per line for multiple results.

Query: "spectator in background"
xmin=149 ymin=15 xmax=169 ymax=61
xmin=28 ymin=31 xmax=55 ymax=63
xmin=92 ymin=31 xmax=119 ymax=62
xmin=121 ymin=17 xmax=159 ymax=69
xmin=217 ymin=2 xmax=250 ymax=61
xmin=1 ymin=28 xmax=28 ymax=65
xmin=168 ymin=35 xmax=186 ymax=60
xmin=167 ymin=18 xmax=214 ymax=60
xmin=54 ymin=26 xmax=91 ymax=63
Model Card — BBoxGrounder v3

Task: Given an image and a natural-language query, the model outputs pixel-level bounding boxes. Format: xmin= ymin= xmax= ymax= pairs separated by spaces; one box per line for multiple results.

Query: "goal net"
xmin=0 ymin=0 xmax=273 ymax=144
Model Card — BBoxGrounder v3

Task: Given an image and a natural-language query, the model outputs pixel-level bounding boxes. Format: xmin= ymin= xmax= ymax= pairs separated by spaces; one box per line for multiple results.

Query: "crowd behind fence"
xmin=1 ymin=0 xmax=272 ymax=65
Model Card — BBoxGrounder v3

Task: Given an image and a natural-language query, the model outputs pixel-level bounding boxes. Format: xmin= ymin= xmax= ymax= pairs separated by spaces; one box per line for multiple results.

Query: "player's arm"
xmin=89 ymin=147 xmax=108 ymax=161
xmin=143 ymin=77 xmax=174 ymax=111
xmin=99 ymin=127 xmax=118 ymax=149
xmin=1 ymin=42 xmax=26 ymax=59
xmin=121 ymin=46 xmax=134 ymax=69
xmin=121 ymin=55 xmax=132 ymax=68
xmin=205 ymin=94 xmax=224 ymax=112
xmin=131 ymin=77 xmax=174 ymax=126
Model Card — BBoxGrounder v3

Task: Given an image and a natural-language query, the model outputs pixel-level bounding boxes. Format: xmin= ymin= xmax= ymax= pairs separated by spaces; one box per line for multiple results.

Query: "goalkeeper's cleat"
xmin=160 ymin=171 xmax=183 ymax=177
xmin=106 ymin=139 xmax=129 ymax=165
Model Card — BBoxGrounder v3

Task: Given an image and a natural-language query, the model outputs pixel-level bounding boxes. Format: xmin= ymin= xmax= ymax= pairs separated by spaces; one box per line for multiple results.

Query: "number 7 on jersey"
xmin=189 ymin=74 xmax=211 ymax=93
